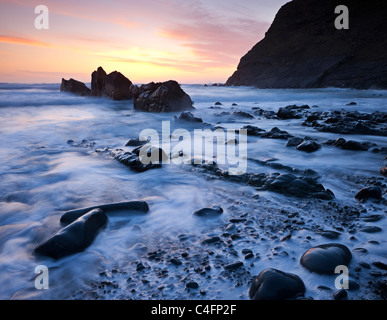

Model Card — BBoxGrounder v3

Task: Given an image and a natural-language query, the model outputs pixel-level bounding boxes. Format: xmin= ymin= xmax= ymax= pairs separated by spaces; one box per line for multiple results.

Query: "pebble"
xmin=224 ymin=261 xmax=243 ymax=270
xmin=186 ymin=281 xmax=199 ymax=289
xmin=333 ymin=289 xmax=347 ymax=300
xmin=358 ymin=226 xmax=382 ymax=233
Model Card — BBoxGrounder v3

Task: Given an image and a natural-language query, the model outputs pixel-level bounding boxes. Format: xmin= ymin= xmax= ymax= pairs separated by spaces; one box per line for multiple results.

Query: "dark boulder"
xmin=60 ymin=200 xmax=149 ymax=224
xmin=341 ymin=140 xmax=369 ymax=151
xmin=34 ymin=209 xmax=108 ymax=259
xmin=103 ymin=71 xmax=134 ymax=100
xmin=296 ymin=140 xmax=321 ymax=152
xmin=134 ymin=80 xmax=193 ymax=112
xmin=261 ymin=127 xmax=293 ymax=139
xmin=193 ymin=205 xmax=223 ymax=217
xmin=175 ymin=111 xmax=203 ymax=123
xmin=125 ymin=137 xmax=148 ymax=147
xmin=286 ymin=137 xmax=304 ymax=147
xmin=277 ymin=107 xmax=302 ymax=120
xmin=232 ymin=111 xmax=254 ymax=119
xmin=355 ymin=186 xmax=382 ymax=201
xmin=91 ymin=66 xmax=107 ymax=96
xmin=249 ymin=268 xmax=305 ymax=300
xmin=300 ymin=243 xmax=352 ymax=274
xmin=113 ymin=150 xmax=162 ymax=172
xmin=241 ymin=125 xmax=265 ymax=136
xmin=60 ymin=78 xmax=91 ymax=96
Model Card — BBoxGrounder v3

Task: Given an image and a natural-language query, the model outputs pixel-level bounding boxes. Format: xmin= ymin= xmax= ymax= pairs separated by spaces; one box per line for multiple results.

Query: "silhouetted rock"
xmin=226 ymin=0 xmax=387 ymax=89
xmin=60 ymin=78 xmax=91 ymax=96
xmin=91 ymin=66 xmax=107 ymax=96
xmin=134 ymin=80 xmax=193 ymax=112
xmin=103 ymin=71 xmax=134 ymax=100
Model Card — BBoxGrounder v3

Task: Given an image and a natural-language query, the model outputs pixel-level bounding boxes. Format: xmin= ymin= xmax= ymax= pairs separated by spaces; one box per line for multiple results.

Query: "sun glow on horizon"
xmin=0 ymin=0 xmax=289 ymax=84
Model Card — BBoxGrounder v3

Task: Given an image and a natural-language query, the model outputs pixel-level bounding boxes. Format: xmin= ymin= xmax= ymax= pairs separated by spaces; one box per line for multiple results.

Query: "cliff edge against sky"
xmin=226 ymin=0 xmax=387 ymax=89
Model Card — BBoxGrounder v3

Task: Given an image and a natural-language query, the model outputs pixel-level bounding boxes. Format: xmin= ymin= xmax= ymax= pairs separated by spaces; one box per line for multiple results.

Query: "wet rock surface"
xmin=249 ymin=268 xmax=305 ymax=300
xmin=300 ymin=243 xmax=352 ymax=274
xmin=34 ymin=209 xmax=108 ymax=259
xmin=60 ymin=78 xmax=91 ymax=96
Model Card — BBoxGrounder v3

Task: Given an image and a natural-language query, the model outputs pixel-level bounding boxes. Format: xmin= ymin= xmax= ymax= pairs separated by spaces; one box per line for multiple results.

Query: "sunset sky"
xmin=0 ymin=0 xmax=289 ymax=84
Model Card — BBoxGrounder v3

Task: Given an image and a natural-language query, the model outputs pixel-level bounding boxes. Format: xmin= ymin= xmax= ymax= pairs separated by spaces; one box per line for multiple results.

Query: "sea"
xmin=0 ymin=83 xmax=386 ymax=300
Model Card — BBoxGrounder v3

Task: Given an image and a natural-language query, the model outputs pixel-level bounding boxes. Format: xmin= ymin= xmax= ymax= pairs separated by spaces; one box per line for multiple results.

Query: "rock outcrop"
xmin=62 ymin=67 xmax=193 ymax=111
xmin=226 ymin=0 xmax=387 ymax=89
xmin=134 ymin=80 xmax=194 ymax=112
xmin=60 ymin=78 xmax=91 ymax=96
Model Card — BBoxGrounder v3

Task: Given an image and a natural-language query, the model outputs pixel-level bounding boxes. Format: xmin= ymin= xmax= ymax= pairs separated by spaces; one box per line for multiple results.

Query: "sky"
xmin=0 ymin=0 xmax=289 ymax=84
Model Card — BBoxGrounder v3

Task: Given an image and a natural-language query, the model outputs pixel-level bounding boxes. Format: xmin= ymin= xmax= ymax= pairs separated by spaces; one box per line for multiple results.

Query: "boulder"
xmin=91 ymin=66 xmax=107 ymax=96
xmin=103 ymin=71 xmax=134 ymax=100
xmin=341 ymin=140 xmax=369 ymax=151
xmin=134 ymin=80 xmax=194 ymax=112
xmin=125 ymin=137 xmax=149 ymax=147
xmin=175 ymin=111 xmax=203 ymax=123
xmin=193 ymin=205 xmax=223 ymax=217
xmin=113 ymin=150 xmax=162 ymax=172
xmin=34 ymin=208 xmax=108 ymax=259
xmin=232 ymin=111 xmax=254 ymax=119
xmin=261 ymin=127 xmax=293 ymax=139
xmin=249 ymin=268 xmax=305 ymax=300
xmin=300 ymin=243 xmax=352 ymax=274
xmin=60 ymin=200 xmax=150 ymax=224
xmin=296 ymin=140 xmax=321 ymax=152
xmin=60 ymin=78 xmax=91 ymax=96
xmin=241 ymin=125 xmax=265 ymax=136
xmin=355 ymin=186 xmax=382 ymax=201
xmin=286 ymin=137 xmax=304 ymax=147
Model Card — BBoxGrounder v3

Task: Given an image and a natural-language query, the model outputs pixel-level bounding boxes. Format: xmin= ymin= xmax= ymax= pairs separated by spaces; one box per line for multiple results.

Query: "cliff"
xmin=226 ymin=0 xmax=387 ymax=89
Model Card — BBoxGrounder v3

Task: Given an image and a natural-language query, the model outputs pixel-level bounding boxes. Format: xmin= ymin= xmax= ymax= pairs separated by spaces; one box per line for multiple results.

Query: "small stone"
xmin=333 ymin=289 xmax=347 ymax=300
xmin=201 ymin=236 xmax=221 ymax=245
xmin=372 ymin=262 xmax=387 ymax=271
xmin=186 ymin=281 xmax=199 ymax=289
xmin=245 ymin=253 xmax=254 ymax=260
xmin=348 ymin=280 xmax=360 ymax=291
xmin=242 ymin=249 xmax=253 ymax=254
xmin=170 ymin=258 xmax=182 ymax=266
xmin=359 ymin=226 xmax=382 ymax=233
xmin=224 ymin=261 xmax=243 ymax=270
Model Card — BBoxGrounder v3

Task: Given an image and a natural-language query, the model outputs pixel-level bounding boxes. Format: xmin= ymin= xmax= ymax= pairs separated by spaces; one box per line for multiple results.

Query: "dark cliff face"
xmin=226 ymin=0 xmax=387 ymax=89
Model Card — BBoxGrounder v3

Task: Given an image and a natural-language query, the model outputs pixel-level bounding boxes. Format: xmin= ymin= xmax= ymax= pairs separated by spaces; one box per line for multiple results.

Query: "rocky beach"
xmin=0 ymin=0 xmax=386 ymax=303
xmin=0 ymin=82 xmax=386 ymax=300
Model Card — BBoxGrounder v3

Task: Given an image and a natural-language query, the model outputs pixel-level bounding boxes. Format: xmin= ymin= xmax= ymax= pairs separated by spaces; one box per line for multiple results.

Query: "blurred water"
xmin=0 ymin=83 xmax=386 ymax=300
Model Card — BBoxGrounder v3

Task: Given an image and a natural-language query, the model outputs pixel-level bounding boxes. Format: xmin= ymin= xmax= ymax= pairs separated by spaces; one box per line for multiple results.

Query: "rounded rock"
xmin=249 ymin=268 xmax=305 ymax=300
xmin=300 ymin=243 xmax=352 ymax=274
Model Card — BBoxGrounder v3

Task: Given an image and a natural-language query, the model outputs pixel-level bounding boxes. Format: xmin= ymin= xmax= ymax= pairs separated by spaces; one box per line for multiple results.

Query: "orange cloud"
xmin=0 ymin=35 xmax=51 ymax=47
